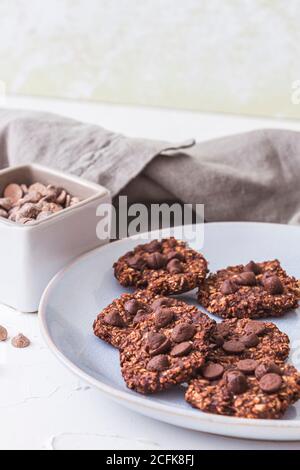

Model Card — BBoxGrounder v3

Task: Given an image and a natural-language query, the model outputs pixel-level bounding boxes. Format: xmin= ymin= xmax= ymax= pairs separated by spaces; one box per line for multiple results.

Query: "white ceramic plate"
xmin=39 ymin=222 xmax=300 ymax=441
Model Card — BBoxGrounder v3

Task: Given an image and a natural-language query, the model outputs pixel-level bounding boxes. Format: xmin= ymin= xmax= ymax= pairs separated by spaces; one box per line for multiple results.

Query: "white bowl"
xmin=0 ymin=164 xmax=111 ymax=312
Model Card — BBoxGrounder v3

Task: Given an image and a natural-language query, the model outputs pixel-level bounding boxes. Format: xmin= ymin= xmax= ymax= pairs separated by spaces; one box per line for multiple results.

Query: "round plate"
xmin=39 ymin=222 xmax=300 ymax=441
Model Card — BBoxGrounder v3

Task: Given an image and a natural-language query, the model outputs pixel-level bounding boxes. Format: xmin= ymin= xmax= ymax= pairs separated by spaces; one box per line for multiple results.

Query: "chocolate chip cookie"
xmin=120 ymin=309 xmax=216 ymax=394
xmin=93 ymin=291 xmax=201 ymax=349
xmin=114 ymin=238 xmax=208 ymax=295
xmin=198 ymin=260 xmax=299 ymax=319
xmin=186 ymin=362 xmax=300 ymax=419
xmin=209 ymin=318 xmax=290 ymax=366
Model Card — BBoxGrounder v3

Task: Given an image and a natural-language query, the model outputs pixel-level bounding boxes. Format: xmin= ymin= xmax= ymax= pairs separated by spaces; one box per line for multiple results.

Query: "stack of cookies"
xmin=93 ymin=237 xmax=300 ymax=420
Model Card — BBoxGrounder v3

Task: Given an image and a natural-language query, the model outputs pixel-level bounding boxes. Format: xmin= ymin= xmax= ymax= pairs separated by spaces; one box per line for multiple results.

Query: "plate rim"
xmin=38 ymin=222 xmax=300 ymax=435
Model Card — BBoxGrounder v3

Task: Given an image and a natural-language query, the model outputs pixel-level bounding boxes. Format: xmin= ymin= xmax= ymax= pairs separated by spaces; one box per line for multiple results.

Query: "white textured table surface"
xmin=1 ymin=96 xmax=300 ymax=450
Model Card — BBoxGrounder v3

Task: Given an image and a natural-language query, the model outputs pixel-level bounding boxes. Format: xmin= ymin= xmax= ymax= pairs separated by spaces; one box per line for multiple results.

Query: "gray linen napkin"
xmin=0 ymin=108 xmax=299 ymax=225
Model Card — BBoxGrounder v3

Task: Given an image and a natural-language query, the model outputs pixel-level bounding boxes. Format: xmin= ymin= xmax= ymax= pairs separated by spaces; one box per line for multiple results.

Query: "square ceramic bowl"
xmin=0 ymin=164 xmax=111 ymax=312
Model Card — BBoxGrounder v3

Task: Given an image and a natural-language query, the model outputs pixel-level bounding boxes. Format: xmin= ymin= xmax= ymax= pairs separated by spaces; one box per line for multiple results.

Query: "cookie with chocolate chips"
xmin=198 ymin=259 xmax=299 ymax=319
xmin=113 ymin=238 xmax=208 ymax=295
xmin=186 ymin=362 xmax=300 ymax=419
xmin=120 ymin=308 xmax=215 ymax=394
xmin=209 ymin=318 xmax=290 ymax=366
xmin=93 ymin=291 xmax=201 ymax=349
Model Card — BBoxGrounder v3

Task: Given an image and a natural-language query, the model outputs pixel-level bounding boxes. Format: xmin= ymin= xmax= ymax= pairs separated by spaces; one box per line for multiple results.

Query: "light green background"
xmin=0 ymin=0 xmax=300 ymax=118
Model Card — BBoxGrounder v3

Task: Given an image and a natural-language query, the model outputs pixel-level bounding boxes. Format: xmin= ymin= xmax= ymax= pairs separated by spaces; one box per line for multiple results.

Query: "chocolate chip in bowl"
xmin=0 ymin=181 xmax=82 ymax=225
xmin=0 ymin=164 xmax=111 ymax=312
xmin=113 ymin=237 xmax=208 ymax=295
xmin=198 ymin=259 xmax=299 ymax=319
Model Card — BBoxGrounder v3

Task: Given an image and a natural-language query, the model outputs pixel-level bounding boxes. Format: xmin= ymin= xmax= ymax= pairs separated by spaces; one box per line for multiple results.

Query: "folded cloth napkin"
xmin=0 ymin=108 xmax=299 ymax=225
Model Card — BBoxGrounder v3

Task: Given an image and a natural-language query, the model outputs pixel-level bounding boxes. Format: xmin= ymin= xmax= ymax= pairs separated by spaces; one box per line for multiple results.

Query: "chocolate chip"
xmin=255 ymin=362 xmax=282 ymax=380
xmin=144 ymin=240 xmax=162 ymax=253
xmin=244 ymin=321 xmax=266 ymax=336
xmin=124 ymin=299 xmax=140 ymax=315
xmin=202 ymin=363 xmax=224 ymax=380
xmin=167 ymin=258 xmax=184 ymax=274
xmin=262 ymin=275 xmax=284 ymax=295
xmin=220 ymin=280 xmax=239 ymax=295
xmin=259 ymin=373 xmax=282 ymax=393
xmin=127 ymin=255 xmax=146 ymax=270
xmin=237 ymin=359 xmax=258 ymax=375
xmin=225 ymin=371 xmax=248 ymax=395
xmin=146 ymin=332 xmax=171 ymax=356
xmin=11 ymin=333 xmax=30 ymax=349
xmin=166 ymin=250 xmax=185 ymax=262
xmin=133 ymin=310 xmax=149 ymax=324
xmin=244 ymin=261 xmax=262 ymax=275
xmin=154 ymin=308 xmax=174 ymax=329
xmin=4 ymin=183 xmax=23 ymax=204
xmin=171 ymin=323 xmax=196 ymax=343
xmin=240 ymin=333 xmax=259 ymax=348
xmin=215 ymin=323 xmax=231 ymax=339
xmin=147 ymin=355 xmax=170 ymax=372
xmin=223 ymin=340 xmax=245 ymax=354
xmin=0 ymin=198 xmax=12 ymax=211
xmin=151 ymin=297 xmax=173 ymax=310
xmin=146 ymin=253 xmax=167 ymax=269
xmin=104 ymin=310 xmax=126 ymax=327
xmin=170 ymin=341 xmax=192 ymax=357
xmin=234 ymin=272 xmax=257 ymax=286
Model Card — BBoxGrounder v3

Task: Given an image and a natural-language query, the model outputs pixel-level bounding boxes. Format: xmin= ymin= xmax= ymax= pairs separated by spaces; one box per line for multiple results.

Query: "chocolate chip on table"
xmin=147 ymin=354 xmax=170 ymax=372
xmin=244 ymin=321 xmax=266 ymax=336
xmin=154 ymin=308 xmax=174 ymax=328
xmin=0 ymin=325 xmax=8 ymax=342
xmin=240 ymin=333 xmax=260 ymax=348
xmin=222 ymin=339 xmax=245 ymax=354
xmin=170 ymin=341 xmax=192 ymax=357
xmin=171 ymin=323 xmax=196 ymax=343
xmin=234 ymin=272 xmax=257 ymax=286
xmin=237 ymin=359 xmax=258 ymax=374
xmin=221 ymin=279 xmax=239 ymax=295
xmin=225 ymin=370 xmax=248 ymax=394
xmin=11 ymin=333 xmax=30 ymax=348
xmin=255 ymin=361 xmax=282 ymax=380
xmin=202 ymin=363 xmax=224 ymax=380
xmin=4 ymin=183 xmax=23 ymax=204
xmin=167 ymin=258 xmax=184 ymax=274
xmin=104 ymin=310 xmax=126 ymax=327
xmin=259 ymin=373 xmax=282 ymax=393
xmin=244 ymin=261 xmax=262 ymax=275
xmin=146 ymin=253 xmax=167 ymax=269
xmin=124 ymin=299 xmax=140 ymax=316
xmin=263 ymin=275 xmax=284 ymax=295
xmin=146 ymin=332 xmax=171 ymax=356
